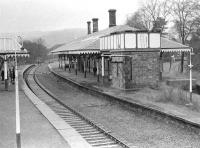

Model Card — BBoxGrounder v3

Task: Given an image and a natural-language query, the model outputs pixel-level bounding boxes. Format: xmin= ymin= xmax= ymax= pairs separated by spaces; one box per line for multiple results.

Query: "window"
xmin=120 ymin=34 xmax=124 ymax=49
xmin=104 ymin=36 xmax=108 ymax=49
xmin=110 ymin=35 xmax=114 ymax=49
xmin=137 ymin=33 xmax=148 ymax=48
xmin=113 ymin=34 xmax=117 ymax=49
xmin=149 ymin=33 xmax=160 ymax=48
xmin=116 ymin=34 xmax=121 ymax=49
xmin=125 ymin=33 xmax=136 ymax=48
xmin=107 ymin=36 xmax=111 ymax=49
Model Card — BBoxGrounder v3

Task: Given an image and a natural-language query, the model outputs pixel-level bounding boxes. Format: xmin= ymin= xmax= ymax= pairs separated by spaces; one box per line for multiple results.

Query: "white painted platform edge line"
xmin=21 ymin=79 xmax=92 ymax=148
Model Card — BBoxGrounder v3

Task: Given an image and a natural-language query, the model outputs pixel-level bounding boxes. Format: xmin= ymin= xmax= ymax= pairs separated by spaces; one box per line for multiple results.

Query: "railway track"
xmin=24 ymin=65 xmax=135 ymax=148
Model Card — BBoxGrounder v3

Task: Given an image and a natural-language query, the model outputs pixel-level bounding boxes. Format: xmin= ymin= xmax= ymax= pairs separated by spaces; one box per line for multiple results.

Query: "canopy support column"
xmin=58 ymin=55 xmax=61 ymax=68
xmin=101 ymin=56 xmax=105 ymax=82
xmin=75 ymin=56 xmax=78 ymax=75
xmin=84 ymin=56 xmax=86 ymax=78
xmin=61 ymin=55 xmax=63 ymax=69
xmin=97 ymin=58 xmax=99 ymax=82
xmin=93 ymin=58 xmax=96 ymax=76
xmin=61 ymin=55 xmax=65 ymax=69
xmin=108 ymin=59 xmax=110 ymax=77
xmin=78 ymin=55 xmax=80 ymax=72
xmin=4 ymin=56 xmax=8 ymax=90
xmin=68 ymin=56 xmax=71 ymax=72
xmin=88 ymin=56 xmax=90 ymax=73
xmin=159 ymin=52 xmax=163 ymax=81
xmin=64 ymin=55 xmax=66 ymax=71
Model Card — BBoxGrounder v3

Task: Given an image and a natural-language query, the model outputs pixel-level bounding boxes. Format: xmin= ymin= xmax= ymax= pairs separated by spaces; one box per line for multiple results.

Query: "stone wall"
xmin=111 ymin=51 xmax=160 ymax=89
xmin=131 ymin=52 xmax=160 ymax=87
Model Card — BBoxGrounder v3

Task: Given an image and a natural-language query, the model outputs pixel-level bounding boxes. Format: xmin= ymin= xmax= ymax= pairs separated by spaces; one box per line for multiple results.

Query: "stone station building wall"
xmin=111 ymin=51 xmax=160 ymax=89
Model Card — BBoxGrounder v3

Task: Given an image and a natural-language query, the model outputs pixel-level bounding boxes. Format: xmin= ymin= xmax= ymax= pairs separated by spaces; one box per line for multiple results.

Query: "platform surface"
xmin=0 ymin=66 xmax=70 ymax=148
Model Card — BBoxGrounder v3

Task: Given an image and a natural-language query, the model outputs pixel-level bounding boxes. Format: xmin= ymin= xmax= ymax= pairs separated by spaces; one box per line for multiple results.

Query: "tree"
xmin=152 ymin=17 xmax=167 ymax=32
xmin=23 ymin=38 xmax=48 ymax=63
xmin=189 ymin=32 xmax=200 ymax=53
xmin=170 ymin=0 xmax=200 ymax=72
xmin=126 ymin=0 xmax=170 ymax=32
xmin=126 ymin=9 xmax=152 ymax=30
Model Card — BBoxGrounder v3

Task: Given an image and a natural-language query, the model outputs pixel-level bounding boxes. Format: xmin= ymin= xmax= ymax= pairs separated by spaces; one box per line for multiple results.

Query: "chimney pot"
xmin=108 ymin=9 xmax=116 ymax=27
xmin=92 ymin=18 xmax=99 ymax=33
xmin=87 ymin=21 xmax=91 ymax=34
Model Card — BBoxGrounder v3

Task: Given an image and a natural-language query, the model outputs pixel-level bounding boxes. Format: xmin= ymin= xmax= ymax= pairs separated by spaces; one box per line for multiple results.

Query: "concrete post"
xmin=15 ymin=48 xmax=21 ymax=148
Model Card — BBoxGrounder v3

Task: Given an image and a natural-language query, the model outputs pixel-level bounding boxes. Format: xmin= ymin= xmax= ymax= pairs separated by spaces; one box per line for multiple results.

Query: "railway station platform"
xmin=0 ymin=66 xmax=70 ymax=148
xmin=49 ymin=62 xmax=200 ymax=129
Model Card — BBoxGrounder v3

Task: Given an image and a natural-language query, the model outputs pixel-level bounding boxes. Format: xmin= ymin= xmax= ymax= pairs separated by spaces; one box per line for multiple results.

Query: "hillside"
xmin=22 ymin=28 xmax=86 ymax=49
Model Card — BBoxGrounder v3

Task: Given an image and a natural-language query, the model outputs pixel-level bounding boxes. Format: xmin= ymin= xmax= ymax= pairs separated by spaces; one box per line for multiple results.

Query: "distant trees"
xmin=126 ymin=0 xmax=170 ymax=32
xmin=23 ymin=38 xmax=48 ymax=63
xmin=126 ymin=0 xmax=200 ymax=72
xmin=171 ymin=0 xmax=200 ymax=72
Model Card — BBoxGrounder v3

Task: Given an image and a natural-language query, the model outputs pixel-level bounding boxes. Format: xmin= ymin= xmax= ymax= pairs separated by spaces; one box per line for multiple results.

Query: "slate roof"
xmin=161 ymin=37 xmax=189 ymax=49
xmin=51 ymin=25 xmax=190 ymax=54
xmin=51 ymin=25 xmax=138 ymax=54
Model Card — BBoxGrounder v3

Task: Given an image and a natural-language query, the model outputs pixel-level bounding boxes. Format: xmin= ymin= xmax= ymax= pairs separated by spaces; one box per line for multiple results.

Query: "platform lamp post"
xmin=15 ymin=36 xmax=23 ymax=148
xmin=188 ymin=48 xmax=194 ymax=105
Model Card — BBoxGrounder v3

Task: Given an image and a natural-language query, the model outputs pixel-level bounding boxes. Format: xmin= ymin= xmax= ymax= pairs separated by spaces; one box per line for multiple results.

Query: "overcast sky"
xmin=0 ymin=0 xmax=141 ymax=33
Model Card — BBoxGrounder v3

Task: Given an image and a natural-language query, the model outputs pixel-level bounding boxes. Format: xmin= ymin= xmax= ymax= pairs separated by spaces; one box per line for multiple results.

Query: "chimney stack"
xmin=87 ymin=21 xmax=91 ymax=34
xmin=108 ymin=9 xmax=116 ymax=27
xmin=92 ymin=18 xmax=99 ymax=33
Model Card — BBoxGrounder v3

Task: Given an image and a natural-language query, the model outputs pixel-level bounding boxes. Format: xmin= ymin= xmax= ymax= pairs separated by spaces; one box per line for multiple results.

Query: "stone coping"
xmin=167 ymin=78 xmax=196 ymax=81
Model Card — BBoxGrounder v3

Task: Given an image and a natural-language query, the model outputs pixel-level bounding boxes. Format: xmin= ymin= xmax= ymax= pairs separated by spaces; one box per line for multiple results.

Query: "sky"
xmin=0 ymin=0 xmax=141 ymax=33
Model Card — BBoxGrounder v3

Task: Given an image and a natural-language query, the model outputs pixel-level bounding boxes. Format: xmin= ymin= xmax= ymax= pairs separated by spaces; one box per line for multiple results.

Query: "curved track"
xmin=24 ymin=65 xmax=134 ymax=148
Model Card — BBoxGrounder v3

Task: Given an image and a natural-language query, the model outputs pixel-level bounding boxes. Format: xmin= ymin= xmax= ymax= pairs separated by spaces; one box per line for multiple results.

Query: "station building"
xmin=51 ymin=9 xmax=191 ymax=90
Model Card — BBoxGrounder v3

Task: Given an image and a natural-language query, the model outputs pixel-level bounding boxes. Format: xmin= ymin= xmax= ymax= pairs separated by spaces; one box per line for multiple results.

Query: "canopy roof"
xmin=161 ymin=37 xmax=191 ymax=52
xmin=51 ymin=25 xmax=191 ymax=55
xmin=0 ymin=35 xmax=29 ymax=58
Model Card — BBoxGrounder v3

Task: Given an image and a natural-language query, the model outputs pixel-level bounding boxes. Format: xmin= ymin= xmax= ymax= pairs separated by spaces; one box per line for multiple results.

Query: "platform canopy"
xmin=0 ymin=35 xmax=29 ymax=59
xmin=161 ymin=38 xmax=192 ymax=53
